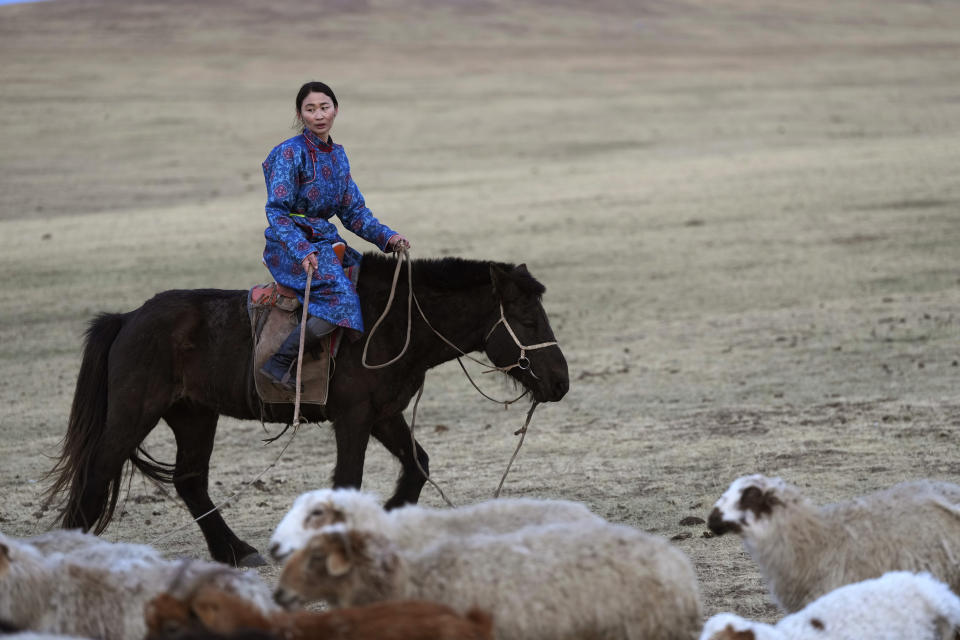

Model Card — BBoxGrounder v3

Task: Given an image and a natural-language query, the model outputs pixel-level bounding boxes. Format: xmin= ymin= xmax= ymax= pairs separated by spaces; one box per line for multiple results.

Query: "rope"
xmin=151 ymin=429 xmax=299 ymax=546
xmin=406 ymin=382 xmax=455 ymax=507
xmin=495 ymin=401 xmax=540 ymax=498
xmin=359 ymin=249 xmax=552 ymax=502
xmin=362 ymin=249 xmax=540 ymax=403
xmin=292 ymin=266 xmax=313 ymax=429
xmin=361 ymin=250 xmax=413 ymax=369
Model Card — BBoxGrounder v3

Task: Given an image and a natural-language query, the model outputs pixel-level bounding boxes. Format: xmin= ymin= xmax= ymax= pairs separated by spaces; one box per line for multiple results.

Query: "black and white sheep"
xmin=707 ymin=474 xmax=960 ymax=611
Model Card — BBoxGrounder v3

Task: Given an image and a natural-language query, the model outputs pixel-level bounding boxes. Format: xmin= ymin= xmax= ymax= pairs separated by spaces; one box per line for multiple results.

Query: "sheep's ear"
xmin=325 ymin=548 xmax=352 ymax=577
xmin=0 ymin=542 xmax=8 ymax=574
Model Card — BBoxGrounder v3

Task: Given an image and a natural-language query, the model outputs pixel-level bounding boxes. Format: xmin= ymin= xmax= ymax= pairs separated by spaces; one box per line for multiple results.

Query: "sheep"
xmin=707 ymin=474 xmax=960 ymax=612
xmin=144 ymin=580 xmax=493 ymax=640
xmin=21 ymin=530 xmax=102 ymax=556
xmin=699 ymin=571 xmax=960 ymax=640
xmin=268 ymin=487 xmax=604 ymax=562
xmin=275 ymin=520 xmax=703 ymax=640
xmin=0 ymin=532 xmax=276 ymax=640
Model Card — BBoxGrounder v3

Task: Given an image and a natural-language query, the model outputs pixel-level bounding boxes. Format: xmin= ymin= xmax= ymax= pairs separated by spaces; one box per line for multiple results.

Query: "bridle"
xmin=483 ymin=302 xmax=558 ymax=378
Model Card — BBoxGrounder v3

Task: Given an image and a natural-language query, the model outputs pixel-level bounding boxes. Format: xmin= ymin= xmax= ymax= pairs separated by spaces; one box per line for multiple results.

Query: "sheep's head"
xmin=144 ymin=592 xmax=194 ymax=638
xmin=699 ymin=613 xmax=780 ymax=640
xmin=268 ymin=488 xmax=385 ymax=563
xmin=708 ymin=474 xmax=789 ymax=537
xmin=274 ymin=525 xmax=399 ymax=609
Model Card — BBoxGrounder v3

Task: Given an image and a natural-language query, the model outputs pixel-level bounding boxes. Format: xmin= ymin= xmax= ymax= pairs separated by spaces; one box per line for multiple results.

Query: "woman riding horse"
xmin=260 ymin=81 xmax=410 ymax=390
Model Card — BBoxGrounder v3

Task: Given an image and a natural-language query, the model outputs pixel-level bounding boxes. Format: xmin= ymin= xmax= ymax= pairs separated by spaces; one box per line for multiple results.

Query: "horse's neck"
xmin=412 ymin=286 xmax=497 ymax=367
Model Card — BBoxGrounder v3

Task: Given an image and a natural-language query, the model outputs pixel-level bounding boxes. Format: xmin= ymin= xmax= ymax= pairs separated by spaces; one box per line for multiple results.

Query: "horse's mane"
xmin=360 ymin=253 xmax=545 ymax=297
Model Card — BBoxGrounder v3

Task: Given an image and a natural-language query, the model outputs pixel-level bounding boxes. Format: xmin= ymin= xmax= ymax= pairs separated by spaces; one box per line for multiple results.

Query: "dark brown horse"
xmin=45 ymin=254 xmax=568 ymax=566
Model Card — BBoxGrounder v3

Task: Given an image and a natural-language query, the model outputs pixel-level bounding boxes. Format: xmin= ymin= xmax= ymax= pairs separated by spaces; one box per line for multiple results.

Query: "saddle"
xmin=247 ymin=246 xmax=357 ymax=406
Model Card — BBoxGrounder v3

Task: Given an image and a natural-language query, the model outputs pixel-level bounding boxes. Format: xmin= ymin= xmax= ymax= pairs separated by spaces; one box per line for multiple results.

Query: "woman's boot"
xmin=259 ymin=316 xmax=335 ymax=392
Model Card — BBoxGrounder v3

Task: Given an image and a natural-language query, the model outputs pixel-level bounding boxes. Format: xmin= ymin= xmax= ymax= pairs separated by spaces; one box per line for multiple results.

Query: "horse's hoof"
xmin=238 ymin=551 xmax=268 ymax=568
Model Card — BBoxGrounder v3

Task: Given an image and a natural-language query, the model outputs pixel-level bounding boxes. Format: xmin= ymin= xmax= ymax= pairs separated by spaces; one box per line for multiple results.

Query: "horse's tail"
xmin=44 ymin=311 xmax=174 ymax=533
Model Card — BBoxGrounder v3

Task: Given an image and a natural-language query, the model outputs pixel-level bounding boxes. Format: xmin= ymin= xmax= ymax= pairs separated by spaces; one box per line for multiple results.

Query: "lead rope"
xmin=152 ymin=431 xmax=299 ymax=547
xmin=291 ymin=266 xmax=313 ymax=430
xmin=364 ymin=250 xmax=553 ymax=503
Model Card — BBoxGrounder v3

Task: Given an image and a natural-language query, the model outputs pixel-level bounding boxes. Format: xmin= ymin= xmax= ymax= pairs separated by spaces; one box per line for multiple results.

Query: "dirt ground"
xmin=1 ymin=0 xmax=959 ymax=628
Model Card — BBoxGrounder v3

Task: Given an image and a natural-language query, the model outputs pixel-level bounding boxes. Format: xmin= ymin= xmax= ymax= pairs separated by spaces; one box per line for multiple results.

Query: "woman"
xmin=260 ymin=81 xmax=410 ymax=390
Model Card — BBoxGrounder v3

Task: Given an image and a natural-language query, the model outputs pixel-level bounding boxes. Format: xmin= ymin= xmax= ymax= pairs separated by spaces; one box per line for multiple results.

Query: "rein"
xmin=362 ymin=250 xmax=560 ymax=505
xmin=291 ymin=266 xmax=313 ymax=429
xmin=363 ymin=250 xmax=557 ymax=388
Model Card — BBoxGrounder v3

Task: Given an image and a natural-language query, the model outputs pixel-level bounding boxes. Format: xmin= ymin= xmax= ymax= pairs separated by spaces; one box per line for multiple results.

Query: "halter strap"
xmin=484 ymin=303 xmax=559 ymax=375
xmin=485 ymin=303 xmax=559 ymax=351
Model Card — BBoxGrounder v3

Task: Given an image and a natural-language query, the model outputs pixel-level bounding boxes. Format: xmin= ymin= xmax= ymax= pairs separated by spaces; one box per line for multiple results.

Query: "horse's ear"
xmin=490 ymin=263 xmax=520 ymax=302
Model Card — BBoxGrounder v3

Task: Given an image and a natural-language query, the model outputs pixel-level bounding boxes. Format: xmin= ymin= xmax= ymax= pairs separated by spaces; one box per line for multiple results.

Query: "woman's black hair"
xmin=295 ymin=81 xmax=338 ymax=112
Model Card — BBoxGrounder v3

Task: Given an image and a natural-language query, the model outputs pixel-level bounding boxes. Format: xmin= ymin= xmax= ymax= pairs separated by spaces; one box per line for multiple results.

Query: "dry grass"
xmin=1 ymin=0 xmax=959 ymax=626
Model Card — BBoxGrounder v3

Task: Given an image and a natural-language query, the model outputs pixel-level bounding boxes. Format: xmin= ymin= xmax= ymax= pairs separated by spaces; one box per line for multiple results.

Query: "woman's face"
xmin=299 ymin=91 xmax=338 ymax=140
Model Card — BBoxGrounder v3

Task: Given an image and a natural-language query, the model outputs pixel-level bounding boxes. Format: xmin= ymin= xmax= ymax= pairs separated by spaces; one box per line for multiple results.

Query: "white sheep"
xmin=275 ymin=520 xmax=703 ymax=640
xmin=268 ymin=487 xmax=604 ymax=562
xmin=21 ymin=530 xmax=101 ymax=556
xmin=707 ymin=474 xmax=960 ymax=612
xmin=0 ymin=532 xmax=277 ymax=640
xmin=699 ymin=571 xmax=960 ymax=640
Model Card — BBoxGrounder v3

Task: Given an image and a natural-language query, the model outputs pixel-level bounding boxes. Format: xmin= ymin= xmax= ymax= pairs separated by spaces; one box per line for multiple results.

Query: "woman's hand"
xmin=387 ymin=234 xmax=411 ymax=252
xmin=301 ymin=253 xmax=319 ymax=273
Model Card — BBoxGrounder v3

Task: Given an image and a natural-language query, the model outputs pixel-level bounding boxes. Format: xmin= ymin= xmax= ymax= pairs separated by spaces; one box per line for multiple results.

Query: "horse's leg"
xmin=163 ymin=401 xmax=264 ymax=567
xmin=63 ymin=371 xmax=172 ymax=534
xmin=330 ymin=411 xmax=373 ymax=489
xmin=371 ymin=413 xmax=430 ymax=509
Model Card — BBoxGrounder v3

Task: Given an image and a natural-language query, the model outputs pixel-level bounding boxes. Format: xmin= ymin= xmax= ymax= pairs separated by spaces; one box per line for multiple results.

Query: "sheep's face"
xmin=269 ymin=488 xmax=383 ymax=563
xmin=274 ymin=527 xmax=362 ymax=608
xmin=708 ymin=474 xmax=786 ymax=537
xmin=274 ymin=526 xmax=397 ymax=609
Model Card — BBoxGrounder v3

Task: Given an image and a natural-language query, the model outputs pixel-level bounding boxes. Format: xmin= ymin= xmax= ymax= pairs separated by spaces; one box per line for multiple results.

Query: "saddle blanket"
xmin=246 ymin=263 xmax=359 ymax=406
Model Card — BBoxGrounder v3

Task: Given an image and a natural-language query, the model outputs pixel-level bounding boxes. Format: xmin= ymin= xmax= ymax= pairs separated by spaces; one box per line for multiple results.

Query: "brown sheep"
xmin=144 ymin=581 xmax=492 ymax=640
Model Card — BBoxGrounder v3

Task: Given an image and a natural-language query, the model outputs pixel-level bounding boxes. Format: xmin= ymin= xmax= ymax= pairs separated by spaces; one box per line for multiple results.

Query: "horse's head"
xmin=485 ymin=264 xmax=569 ymax=403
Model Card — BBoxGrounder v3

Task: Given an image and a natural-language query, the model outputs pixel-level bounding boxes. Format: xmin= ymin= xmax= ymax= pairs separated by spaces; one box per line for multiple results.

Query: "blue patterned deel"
xmin=261 ymin=128 xmax=397 ymax=334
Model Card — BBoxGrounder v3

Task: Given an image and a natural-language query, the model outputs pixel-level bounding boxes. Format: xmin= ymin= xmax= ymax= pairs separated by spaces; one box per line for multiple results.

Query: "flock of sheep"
xmin=1 ymin=474 xmax=959 ymax=639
